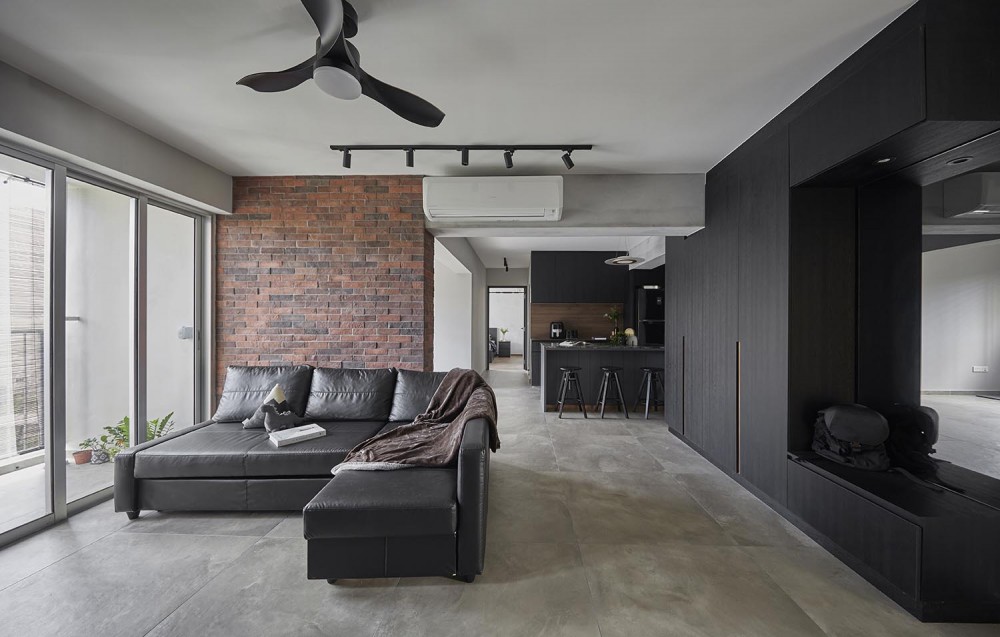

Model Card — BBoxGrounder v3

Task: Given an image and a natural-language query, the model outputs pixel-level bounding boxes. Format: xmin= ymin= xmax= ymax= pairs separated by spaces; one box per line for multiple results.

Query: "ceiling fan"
xmin=237 ymin=0 xmax=445 ymax=128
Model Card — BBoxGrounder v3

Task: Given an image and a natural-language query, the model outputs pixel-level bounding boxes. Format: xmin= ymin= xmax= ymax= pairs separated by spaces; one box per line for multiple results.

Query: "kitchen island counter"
xmin=540 ymin=344 xmax=665 ymax=414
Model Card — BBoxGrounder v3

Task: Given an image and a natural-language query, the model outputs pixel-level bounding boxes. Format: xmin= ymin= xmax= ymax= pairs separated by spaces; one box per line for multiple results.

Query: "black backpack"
xmin=883 ymin=404 xmax=940 ymax=477
xmin=812 ymin=404 xmax=890 ymax=471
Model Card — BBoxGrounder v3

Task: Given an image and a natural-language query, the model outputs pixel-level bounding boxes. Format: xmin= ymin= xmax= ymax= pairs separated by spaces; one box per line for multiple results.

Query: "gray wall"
xmin=0 ymin=60 xmax=231 ymax=214
xmin=486 ymin=268 xmax=529 ymax=287
xmin=922 ymin=239 xmax=1000 ymax=392
xmin=436 ymin=237 xmax=487 ymax=373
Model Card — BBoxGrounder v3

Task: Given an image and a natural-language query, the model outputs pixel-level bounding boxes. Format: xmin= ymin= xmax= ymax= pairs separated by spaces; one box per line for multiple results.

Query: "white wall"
xmin=489 ymin=290 xmax=525 ymax=355
xmin=436 ymin=237 xmax=487 ymax=373
xmin=486 ymin=268 xmax=529 ymax=287
xmin=0 ymin=60 xmax=231 ymax=214
xmin=433 ymin=248 xmax=473 ymax=371
xmin=922 ymin=240 xmax=1000 ymax=392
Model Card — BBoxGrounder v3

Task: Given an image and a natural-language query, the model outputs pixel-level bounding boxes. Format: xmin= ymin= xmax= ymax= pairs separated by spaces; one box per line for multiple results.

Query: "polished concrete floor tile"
xmin=0 ymin=529 xmax=99 ymax=592
xmin=265 ymin=515 xmax=305 ymax=538
xmin=147 ymin=537 xmax=397 ymax=637
xmin=552 ymin=433 xmax=664 ymax=473
xmin=491 ymin=433 xmax=559 ymax=471
xmin=561 ymin=471 xmax=733 ymax=546
xmin=120 ymin=510 xmax=286 ymax=537
xmin=0 ymin=532 xmax=257 ymax=637
xmin=636 ymin=435 xmax=720 ymax=474
xmin=623 ymin=418 xmax=673 ymax=437
xmin=488 ymin=469 xmax=576 ymax=544
xmin=375 ymin=542 xmax=601 ymax=637
xmin=673 ymin=473 xmax=813 ymax=547
xmin=745 ymin=546 xmax=1000 ymax=636
xmin=547 ymin=419 xmax=633 ymax=437
xmin=581 ymin=543 xmax=826 ymax=637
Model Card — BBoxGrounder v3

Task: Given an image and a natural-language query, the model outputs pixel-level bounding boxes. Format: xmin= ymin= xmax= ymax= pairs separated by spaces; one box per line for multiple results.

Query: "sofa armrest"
xmin=456 ymin=417 xmax=490 ymax=576
xmin=113 ymin=419 xmax=216 ymax=512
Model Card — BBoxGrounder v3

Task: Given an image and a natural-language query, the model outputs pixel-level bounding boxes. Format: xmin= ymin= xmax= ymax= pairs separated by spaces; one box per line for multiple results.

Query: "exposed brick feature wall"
xmin=216 ymin=176 xmax=432 ymax=398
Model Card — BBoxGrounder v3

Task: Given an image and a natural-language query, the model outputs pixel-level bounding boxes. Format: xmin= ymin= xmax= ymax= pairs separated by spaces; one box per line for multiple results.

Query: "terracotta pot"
xmin=72 ymin=450 xmax=92 ymax=465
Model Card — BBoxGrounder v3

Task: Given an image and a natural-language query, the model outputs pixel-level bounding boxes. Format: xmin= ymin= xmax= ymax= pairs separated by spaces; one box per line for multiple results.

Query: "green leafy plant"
xmin=79 ymin=412 xmax=175 ymax=459
xmin=499 ymin=328 xmax=509 ymax=341
xmin=604 ymin=307 xmax=625 ymax=345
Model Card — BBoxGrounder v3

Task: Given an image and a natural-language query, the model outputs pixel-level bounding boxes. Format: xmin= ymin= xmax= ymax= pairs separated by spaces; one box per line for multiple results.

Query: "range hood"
xmin=943 ymin=172 xmax=1000 ymax=217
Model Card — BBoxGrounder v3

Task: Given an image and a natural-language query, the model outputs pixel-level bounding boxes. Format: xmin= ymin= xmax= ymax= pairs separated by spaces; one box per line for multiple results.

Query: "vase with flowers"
xmin=624 ymin=327 xmax=638 ymax=347
xmin=604 ymin=307 xmax=626 ymax=346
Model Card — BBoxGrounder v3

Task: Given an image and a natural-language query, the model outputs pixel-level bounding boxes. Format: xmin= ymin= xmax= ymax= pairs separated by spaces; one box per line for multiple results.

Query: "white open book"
xmin=268 ymin=423 xmax=326 ymax=447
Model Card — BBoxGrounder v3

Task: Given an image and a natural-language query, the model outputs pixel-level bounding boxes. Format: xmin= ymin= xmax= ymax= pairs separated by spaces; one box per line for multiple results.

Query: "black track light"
xmin=562 ymin=150 xmax=575 ymax=170
xmin=405 ymin=148 xmax=414 ymax=167
xmin=503 ymin=149 xmax=514 ymax=169
xmin=503 ymin=257 xmax=509 ymax=272
xmin=460 ymin=148 xmax=469 ymax=166
xmin=342 ymin=149 xmax=352 ymax=169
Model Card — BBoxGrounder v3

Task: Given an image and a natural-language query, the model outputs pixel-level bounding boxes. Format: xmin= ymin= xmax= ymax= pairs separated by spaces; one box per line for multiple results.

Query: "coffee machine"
xmin=550 ymin=321 xmax=565 ymax=339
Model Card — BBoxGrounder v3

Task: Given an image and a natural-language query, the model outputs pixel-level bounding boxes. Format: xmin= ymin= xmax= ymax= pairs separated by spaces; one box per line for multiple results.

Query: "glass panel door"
xmin=146 ymin=205 xmax=197 ymax=433
xmin=0 ymin=153 xmax=51 ymax=534
xmin=64 ymin=179 xmax=134 ymax=502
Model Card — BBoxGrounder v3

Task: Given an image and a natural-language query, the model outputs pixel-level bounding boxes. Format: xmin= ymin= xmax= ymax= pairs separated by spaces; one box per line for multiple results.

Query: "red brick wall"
xmin=216 ymin=176 xmax=433 ymax=398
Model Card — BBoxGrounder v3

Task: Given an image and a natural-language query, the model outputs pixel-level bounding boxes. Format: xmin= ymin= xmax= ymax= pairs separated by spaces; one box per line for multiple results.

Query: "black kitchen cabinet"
xmin=530 ymin=252 xmax=628 ymax=304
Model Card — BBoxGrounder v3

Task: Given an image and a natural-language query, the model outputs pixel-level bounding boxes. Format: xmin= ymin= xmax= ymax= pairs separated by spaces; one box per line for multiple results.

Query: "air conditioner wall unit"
xmin=423 ymin=176 xmax=563 ymax=221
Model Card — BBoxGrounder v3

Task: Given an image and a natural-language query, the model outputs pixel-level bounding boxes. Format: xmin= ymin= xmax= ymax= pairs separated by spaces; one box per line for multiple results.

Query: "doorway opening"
xmin=487 ymin=286 xmax=526 ymax=374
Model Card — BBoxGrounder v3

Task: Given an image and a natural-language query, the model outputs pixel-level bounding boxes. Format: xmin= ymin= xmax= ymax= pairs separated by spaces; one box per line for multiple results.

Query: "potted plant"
xmin=73 ymin=439 xmax=96 ymax=464
xmin=499 ymin=328 xmax=509 ymax=341
xmin=87 ymin=412 xmax=176 ymax=464
xmin=604 ymin=307 xmax=626 ymax=346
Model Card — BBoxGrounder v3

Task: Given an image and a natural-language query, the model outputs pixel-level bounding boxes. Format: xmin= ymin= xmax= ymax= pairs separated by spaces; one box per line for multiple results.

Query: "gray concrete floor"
xmin=922 ymin=395 xmax=1000 ymax=480
xmin=0 ymin=369 xmax=996 ymax=636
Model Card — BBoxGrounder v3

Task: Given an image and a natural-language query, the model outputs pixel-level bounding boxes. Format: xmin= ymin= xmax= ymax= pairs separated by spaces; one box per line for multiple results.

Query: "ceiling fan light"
xmin=313 ymin=59 xmax=362 ymax=100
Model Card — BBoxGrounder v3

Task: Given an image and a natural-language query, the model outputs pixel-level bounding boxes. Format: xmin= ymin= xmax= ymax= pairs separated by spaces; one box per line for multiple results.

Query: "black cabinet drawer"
xmin=787 ymin=460 xmax=920 ymax=597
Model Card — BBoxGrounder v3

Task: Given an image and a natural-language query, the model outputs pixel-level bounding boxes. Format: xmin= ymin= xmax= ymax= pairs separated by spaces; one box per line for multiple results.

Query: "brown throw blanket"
xmin=332 ymin=368 xmax=499 ymax=474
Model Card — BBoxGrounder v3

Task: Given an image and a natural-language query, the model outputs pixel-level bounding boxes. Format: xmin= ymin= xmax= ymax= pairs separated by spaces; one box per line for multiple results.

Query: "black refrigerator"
xmin=635 ymin=287 xmax=665 ymax=345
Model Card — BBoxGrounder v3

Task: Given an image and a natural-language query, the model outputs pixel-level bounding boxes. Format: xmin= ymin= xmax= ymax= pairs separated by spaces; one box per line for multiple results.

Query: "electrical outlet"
xmin=973 ymin=365 xmax=989 ymax=373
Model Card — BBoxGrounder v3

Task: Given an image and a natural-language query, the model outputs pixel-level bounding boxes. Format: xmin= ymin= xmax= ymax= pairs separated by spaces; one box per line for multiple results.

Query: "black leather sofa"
xmin=113 ymin=365 xmax=490 ymax=582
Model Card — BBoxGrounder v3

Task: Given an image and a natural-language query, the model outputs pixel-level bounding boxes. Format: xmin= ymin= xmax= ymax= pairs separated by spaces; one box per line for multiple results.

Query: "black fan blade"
xmin=237 ymin=57 xmax=314 ymax=92
xmin=359 ymin=72 xmax=445 ymax=128
xmin=301 ymin=0 xmax=344 ymax=58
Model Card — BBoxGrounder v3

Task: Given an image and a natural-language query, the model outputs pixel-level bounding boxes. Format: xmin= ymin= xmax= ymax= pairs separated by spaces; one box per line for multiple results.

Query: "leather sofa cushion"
xmin=303 ymin=468 xmax=457 ymax=539
xmin=133 ymin=420 xmax=384 ymax=479
xmin=134 ymin=424 xmax=265 ymax=478
xmin=214 ymin=365 xmax=313 ymax=422
xmin=244 ymin=421 xmax=385 ymax=477
xmin=388 ymin=370 xmax=447 ymax=422
xmin=305 ymin=368 xmax=396 ymax=421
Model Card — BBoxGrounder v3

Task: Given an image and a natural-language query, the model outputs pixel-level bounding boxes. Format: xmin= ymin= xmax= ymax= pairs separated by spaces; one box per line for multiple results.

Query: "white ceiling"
xmin=0 ymin=0 xmax=913 ymax=177
xmin=468 ymin=236 xmax=651 ymax=268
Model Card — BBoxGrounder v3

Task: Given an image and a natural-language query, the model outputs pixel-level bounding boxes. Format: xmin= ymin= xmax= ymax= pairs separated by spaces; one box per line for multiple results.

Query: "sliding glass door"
xmin=0 ymin=153 xmax=51 ymax=535
xmin=64 ymin=178 xmax=135 ymax=502
xmin=0 ymin=143 xmax=209 ymax=545
xmin=146 ymin=205 xmax=198 ymax=433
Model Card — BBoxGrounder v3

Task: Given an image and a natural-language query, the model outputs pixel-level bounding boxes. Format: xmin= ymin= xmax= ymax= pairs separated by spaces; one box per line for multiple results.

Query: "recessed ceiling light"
xmin=947 ymin=156 xmax=974 ymax=165
xmin=874 ymin=157 xmax=895 ymax=165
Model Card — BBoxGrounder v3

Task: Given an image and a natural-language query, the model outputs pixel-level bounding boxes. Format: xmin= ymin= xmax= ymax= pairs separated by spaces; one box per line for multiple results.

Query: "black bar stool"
xmin=556 ymin=366 xmax=587 ymax=418
xmin=634 ymin=367 xmax=665 ymax=419
xmin=596 ymin=366 xmax=629 ymax=419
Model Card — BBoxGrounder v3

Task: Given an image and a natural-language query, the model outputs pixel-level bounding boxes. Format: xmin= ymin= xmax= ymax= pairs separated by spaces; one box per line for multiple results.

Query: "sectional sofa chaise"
xmin=113 ymin=365 xmax=491 ymax=583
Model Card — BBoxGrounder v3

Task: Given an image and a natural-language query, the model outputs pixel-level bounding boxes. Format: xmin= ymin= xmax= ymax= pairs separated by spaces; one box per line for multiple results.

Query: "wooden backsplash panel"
xmin=530 ymin=303 xmax=624 ymax=340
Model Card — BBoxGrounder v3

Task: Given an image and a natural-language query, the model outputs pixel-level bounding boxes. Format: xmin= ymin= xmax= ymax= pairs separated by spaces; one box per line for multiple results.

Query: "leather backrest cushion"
xmin=305 ymin=368 xmax=397 ymax=421
xmin=213 ymin=365 xmax=313 ymax=422
xmin=389 ymin=370 xmax=447 ymax=422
